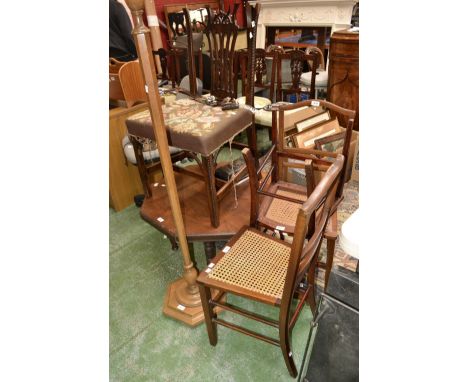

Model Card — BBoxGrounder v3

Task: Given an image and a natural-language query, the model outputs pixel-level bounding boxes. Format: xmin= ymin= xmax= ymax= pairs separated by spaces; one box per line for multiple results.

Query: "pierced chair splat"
xmin=276 ymin=49 xmax=321 ymax=103
xmin=204 ymin=5 xmax=240 ymax=101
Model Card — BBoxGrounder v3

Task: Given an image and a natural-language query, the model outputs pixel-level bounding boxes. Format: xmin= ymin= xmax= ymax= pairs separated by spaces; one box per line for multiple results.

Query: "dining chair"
xmin=276 ymin=49 xmax=321 ymax=103
xmin=204 ymin=5 xmax=240 ymax=101
xmin=250 ymin=100 xmax=356 ymax=289
xmin=237 ymin=48 xmax=277 ymax=102
xmin=197 ymin=153 xmax=345 ymax=378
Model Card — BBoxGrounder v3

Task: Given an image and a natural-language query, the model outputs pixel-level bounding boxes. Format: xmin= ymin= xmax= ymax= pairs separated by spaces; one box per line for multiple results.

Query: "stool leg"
xmin=199 ymin=284 xmax=218 ymax=346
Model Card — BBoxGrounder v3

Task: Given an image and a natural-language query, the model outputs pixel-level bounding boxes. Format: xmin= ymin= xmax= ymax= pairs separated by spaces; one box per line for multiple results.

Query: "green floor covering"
xmin=110 ymin=205 xmax=314 ymax=381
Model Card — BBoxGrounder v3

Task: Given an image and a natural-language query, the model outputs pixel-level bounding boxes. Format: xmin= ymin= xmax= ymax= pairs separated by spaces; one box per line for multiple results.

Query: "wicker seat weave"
xmin=264 ymin=189 xmax=307 ymax=227
xmin=208 ymin=229 xmax=291 ymax=299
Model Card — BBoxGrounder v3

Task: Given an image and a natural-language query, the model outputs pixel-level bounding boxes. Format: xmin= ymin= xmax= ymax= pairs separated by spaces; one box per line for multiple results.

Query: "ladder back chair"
xmin=197 ymin=153 xmax=345 ymax=378
xmin=254 ymin=100 xmax=356 ymax=288
xmin=276 ymin=49 xmax=321 ymax=103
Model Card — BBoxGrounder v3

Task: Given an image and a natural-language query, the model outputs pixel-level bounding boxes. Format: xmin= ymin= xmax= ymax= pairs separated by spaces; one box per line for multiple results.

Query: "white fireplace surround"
xmin=248 ymin=0 xmax=357 ymax=48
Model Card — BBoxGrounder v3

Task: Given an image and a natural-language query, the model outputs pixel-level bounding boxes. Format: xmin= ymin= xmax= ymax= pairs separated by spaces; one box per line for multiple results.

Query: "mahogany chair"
xmin=276 ymin=49 xmax=321 ymax=103
xmin=204 ymin=5 xmax=240 ymax=100
xmin=197 ymin=153 xmax=345 ymax=378
xmin=236 ymin=48 xmax=277 ymax=102
xmin=251 ymin=100 xmax=356 ymax=289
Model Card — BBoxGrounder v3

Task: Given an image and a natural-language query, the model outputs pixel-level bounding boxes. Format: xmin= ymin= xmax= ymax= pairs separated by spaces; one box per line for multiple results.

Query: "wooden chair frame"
xmin=204 ymin=5 xmax=240 ymax=100
xmin=254 ymin=99 xmax=355 ymax=288
xmin=276 ymin=49 xmax=321 ymax=102
xmin=236 ymin=48 xmax=277 ymax=102
xmin=197 ymin=154 xmax=344 ymax=377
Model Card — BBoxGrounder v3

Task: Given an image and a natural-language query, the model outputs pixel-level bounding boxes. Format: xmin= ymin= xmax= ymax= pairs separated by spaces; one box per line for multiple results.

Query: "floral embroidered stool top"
xmin=126 ymin=99 xmax=253 ymax=156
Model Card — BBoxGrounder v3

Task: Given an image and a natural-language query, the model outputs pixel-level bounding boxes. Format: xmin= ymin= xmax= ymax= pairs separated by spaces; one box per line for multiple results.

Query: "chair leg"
xmin=306 ymin=268 xmax=317 ymax=319
xmin=198 ymin=284 xmax=218 ymax=346
xmin=324 ymin=237 xmax=336 ymax=290
xmin=279 ymin=325 xmax=298 ymax=378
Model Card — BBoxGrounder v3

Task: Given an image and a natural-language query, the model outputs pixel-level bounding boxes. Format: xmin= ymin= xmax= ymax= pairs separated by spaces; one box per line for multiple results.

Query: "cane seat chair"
xmin=197 ymin=153 xmax=344 ymax=377
xmin=252 ymin=100 xmax=356 ymax=288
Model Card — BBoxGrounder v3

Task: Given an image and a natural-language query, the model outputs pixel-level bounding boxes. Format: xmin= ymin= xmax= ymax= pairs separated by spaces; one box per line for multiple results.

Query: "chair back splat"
xmin=204 ymin=5 xmax=239 ymax=100
xmin=197 ymin=150 xmax=345 ymax=378
xmin=276 ymin=49 xmax=321 ymax=102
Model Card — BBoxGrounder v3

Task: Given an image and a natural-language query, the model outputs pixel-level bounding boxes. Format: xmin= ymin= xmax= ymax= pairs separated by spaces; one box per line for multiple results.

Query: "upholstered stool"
xmin=339 ymin=208 xmax=360 ymax=260
xmin=121 ymin=135 xmax=182 ymax=165
xmin=300 ymin=69 xmax=328 ymax=99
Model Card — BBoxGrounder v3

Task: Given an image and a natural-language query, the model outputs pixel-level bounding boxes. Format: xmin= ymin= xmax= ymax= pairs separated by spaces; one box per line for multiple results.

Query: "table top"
xmin=140 ymin=169 xmax=251 ymax=241
xmin=125 ymin=98 xmax=253 ymax=156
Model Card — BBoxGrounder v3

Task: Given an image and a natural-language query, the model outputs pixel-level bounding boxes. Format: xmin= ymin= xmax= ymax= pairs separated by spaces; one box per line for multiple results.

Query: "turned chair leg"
xmin=198 ymin=284 xmax=218 ymax=346
xmin=279 ymin=325 xmax=298 ymax=378
xmin=324 ymin=237 xmax=336 ymax=290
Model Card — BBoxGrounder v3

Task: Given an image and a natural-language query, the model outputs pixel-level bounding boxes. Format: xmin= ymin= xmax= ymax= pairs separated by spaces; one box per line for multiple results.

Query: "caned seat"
xmin=248 ymin=99 xmax=356 ymax=289
xmin=197 ymin=153 xmax=345 ymax=378
xmin=205 ymin=227 xmax=291 ymax=304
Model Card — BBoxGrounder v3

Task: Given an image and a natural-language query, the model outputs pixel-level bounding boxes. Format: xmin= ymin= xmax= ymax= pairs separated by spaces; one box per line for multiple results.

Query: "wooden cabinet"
xmin=109 ymin=103 xmax=147 ymax=211
xmin=327 ymin=29 xmax=359 ymax=130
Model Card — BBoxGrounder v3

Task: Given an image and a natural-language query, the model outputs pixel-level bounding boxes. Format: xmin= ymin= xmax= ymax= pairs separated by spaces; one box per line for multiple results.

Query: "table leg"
xmin=202 ymin=155 xmax=220 ymax=228
xmin=203 ymin=241 xmax=216 ymax=263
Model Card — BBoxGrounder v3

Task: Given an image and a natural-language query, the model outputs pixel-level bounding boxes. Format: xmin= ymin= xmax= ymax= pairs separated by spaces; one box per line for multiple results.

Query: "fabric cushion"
xmin=300 ymin=69 xmax=328 ymax=87
xmin=121 ymin=135 xmax=181 ymax=165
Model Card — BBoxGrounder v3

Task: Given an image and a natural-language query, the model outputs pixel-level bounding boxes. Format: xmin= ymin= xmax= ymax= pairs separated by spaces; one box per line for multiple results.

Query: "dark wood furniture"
xmin=197 ymin=154 xmax=345 ymax=378
xmin=204 ymin=5 xmax=240 ymax=100
xmin=250 ymin=100 xmax=355 ymax=289
xmin=140 ymin=170 xmax=251 ymax=261
xmin=236 ymin=48 xmax=277 ymax=102
xmin=125 ymin=97 xmax=254 ymax=228
xmin=327 ymin=29 xmax=359 ymax=130
xmin=276 ymin=49 xmax=321 ymax=103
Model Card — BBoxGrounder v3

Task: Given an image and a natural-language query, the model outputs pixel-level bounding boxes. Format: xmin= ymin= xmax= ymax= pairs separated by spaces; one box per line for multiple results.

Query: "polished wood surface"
xmin=109 ymin=103 xmax=151 ymax=211
xmin=327 ymin=29 xmax=359 ymax=130
xmin=140 ymin=169 xmax=250 ymax=241
xmin=109 ymin=59 xmax=146 ymax=108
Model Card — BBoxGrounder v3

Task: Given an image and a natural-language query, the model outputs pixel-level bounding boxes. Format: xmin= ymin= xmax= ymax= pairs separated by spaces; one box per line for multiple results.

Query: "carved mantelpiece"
xmin=249 ymin=0 xmax=357 ymax=48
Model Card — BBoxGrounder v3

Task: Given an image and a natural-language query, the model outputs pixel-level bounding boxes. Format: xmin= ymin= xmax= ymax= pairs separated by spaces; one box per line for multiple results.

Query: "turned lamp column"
xmin=125 ymin=0 xmax=203 ymax=325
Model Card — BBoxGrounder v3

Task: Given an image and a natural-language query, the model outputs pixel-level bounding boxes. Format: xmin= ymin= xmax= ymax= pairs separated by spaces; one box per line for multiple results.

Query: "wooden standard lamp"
xmin=125 ymin=0 xmax=204 ymax=326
